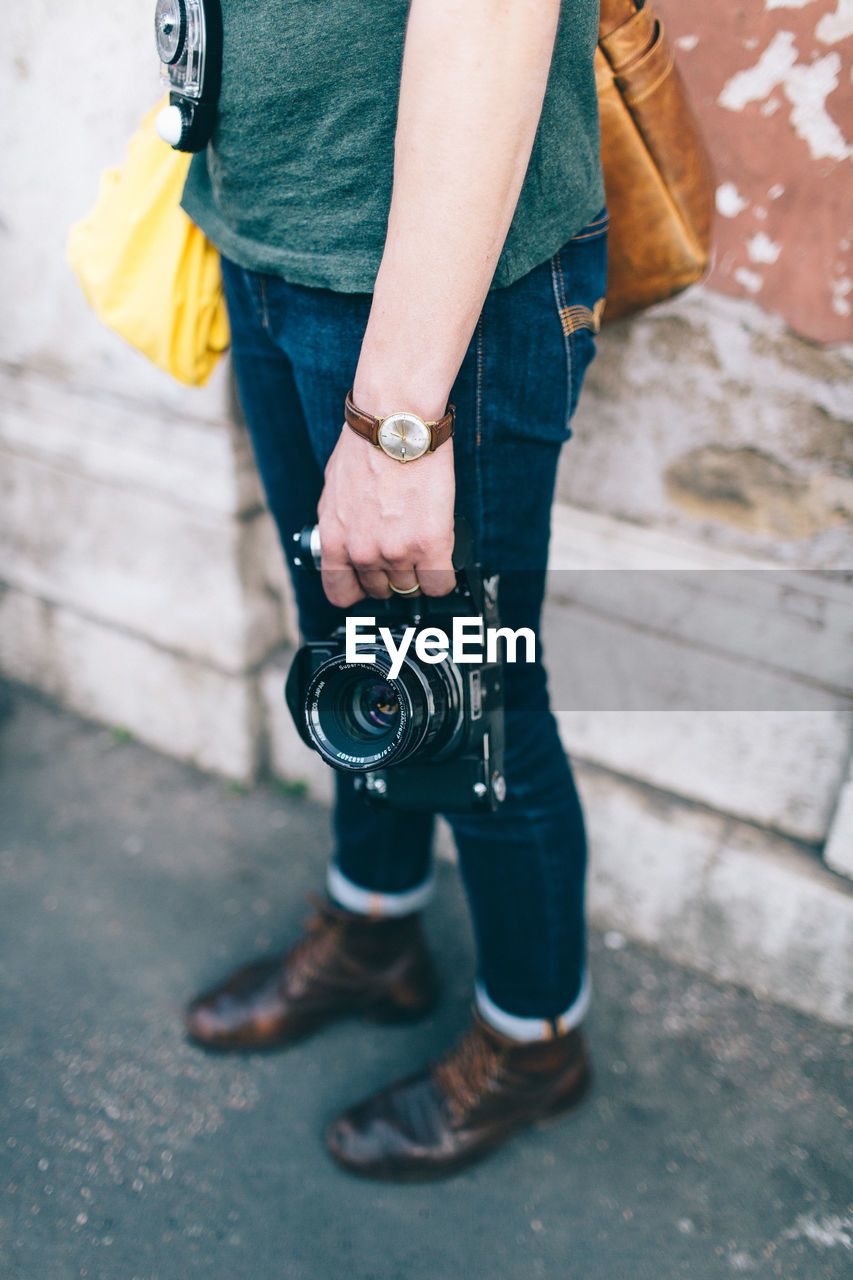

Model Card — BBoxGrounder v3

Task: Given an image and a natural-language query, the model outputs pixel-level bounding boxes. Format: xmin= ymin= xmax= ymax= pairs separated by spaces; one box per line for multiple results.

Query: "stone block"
xmin=557 ymin=709 xmax=850 ymax=846
xmin=0 ymin=588 xmax=260 ymax=781
xmin=548 ymin=518 xmax=853 ymax=696
xmin=824 ymin=761 xmax=853 ymax=881
xmin=0 ymin=446 xmax=289 ymax=672
xmin=0 ymin=368 xmax=262 ymax=519
xmin=546 ymin=503 xmax=853 ymax=843
xmin=576 ymin=761 xmax=853 ymax=1027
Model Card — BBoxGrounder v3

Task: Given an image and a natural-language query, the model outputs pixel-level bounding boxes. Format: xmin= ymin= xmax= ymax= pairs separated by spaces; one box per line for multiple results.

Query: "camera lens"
xmin=343 ymin=677 xmax=400 ymax=740
xmin=305 ymin=659 xmax=414 ymax=770
xmin=302 ymin=645 xmax=463 ymax=773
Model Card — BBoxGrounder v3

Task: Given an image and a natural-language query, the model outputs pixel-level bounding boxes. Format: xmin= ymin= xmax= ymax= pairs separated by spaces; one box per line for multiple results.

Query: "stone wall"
xmin=564 ymin=289 xmax=852 ymax=566
xmin=1 ymin=2 xmax=294 ymax=778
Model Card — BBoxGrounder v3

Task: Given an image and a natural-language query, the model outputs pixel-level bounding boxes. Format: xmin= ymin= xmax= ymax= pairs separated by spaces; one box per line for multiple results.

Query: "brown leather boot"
xmin=325 ymin=1011 xmax=590 ymax=1180
xmin=184 ymin=897 xmax=438 ymax=1050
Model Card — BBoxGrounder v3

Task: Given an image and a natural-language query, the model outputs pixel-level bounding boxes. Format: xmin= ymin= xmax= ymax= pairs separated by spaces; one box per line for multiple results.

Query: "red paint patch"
xmin=655 ymin=0 xmax=852 ymax=343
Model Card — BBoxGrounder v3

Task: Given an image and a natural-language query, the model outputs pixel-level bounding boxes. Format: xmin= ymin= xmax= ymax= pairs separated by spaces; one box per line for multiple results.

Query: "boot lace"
xmin=285 ymin=894 xmax=343 ymax=984
xmin=433 ymin=1022 xmax=504 ymax=1122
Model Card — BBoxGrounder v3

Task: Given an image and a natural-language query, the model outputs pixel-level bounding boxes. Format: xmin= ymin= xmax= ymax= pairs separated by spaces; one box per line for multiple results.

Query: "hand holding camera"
xmin=286 ymin=519 xmax=511 ymax=814
xmin=317 ymin=420 xmax=457 ymax=608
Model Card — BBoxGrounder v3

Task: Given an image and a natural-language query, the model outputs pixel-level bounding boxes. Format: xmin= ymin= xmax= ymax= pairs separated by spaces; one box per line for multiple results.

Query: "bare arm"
xmin=318 ymin=0 xmax=562 ymax=605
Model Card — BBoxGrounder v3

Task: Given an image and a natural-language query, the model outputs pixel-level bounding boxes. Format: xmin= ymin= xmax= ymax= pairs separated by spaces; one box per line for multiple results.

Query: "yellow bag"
xmin=67 ymin=98 xmax=229 ymax=387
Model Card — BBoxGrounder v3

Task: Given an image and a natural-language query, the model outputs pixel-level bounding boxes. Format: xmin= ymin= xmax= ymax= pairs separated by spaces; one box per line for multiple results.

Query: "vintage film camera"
xmin=154 ymin=0 xmax=222 ymax=152
xmin=285 ymin=522 xmax=506 ymax=814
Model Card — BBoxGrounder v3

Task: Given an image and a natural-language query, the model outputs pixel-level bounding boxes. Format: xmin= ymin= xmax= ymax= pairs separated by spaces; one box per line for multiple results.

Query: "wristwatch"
xmin=344 ymin=390 xmax=455 ymax=463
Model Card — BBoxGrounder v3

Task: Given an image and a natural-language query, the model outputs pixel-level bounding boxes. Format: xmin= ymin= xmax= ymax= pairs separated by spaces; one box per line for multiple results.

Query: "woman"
xmin=182 ymin=0 xmax=607 ymax=1180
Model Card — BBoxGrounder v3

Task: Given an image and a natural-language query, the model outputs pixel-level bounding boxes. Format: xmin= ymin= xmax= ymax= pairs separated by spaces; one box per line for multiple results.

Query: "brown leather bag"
xmin=596 ymin=0 xmax=715 ymax=322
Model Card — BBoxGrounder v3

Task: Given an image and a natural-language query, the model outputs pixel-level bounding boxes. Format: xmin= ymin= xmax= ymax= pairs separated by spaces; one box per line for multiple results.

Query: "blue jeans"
xmin=221 ymin=210 xmax=607 ymax=1027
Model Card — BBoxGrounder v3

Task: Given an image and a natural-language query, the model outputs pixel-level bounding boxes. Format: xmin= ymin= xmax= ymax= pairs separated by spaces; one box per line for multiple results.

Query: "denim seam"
xmin=473 ymin=311 xmax=485 ymax=546
xmin=550 ymin=251 xmax=574 ymax=433
xmin=475 ymin=313 xmax=484 ymax=449
xmin=257 ymin=275 xmax=271 ymax=333
xmin=551 ymin=248 xmax=567 ymax=314
xmin=538 ymin=810 xmax=572 ymax=1017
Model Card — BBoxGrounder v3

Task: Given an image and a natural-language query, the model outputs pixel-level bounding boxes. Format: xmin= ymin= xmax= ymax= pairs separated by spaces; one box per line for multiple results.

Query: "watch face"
xmin=377 ymin=412 xmax=431 ymax=463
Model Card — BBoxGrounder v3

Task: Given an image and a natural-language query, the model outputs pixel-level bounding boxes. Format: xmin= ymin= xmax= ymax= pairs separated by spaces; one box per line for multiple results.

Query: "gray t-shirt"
xmin=181 ymin=0 xmax=604 ymax=292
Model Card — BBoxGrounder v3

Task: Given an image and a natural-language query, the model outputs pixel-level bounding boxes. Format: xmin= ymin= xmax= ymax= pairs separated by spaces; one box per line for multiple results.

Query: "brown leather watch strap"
xmin=344 ymin=390 xmax=455 ymax=452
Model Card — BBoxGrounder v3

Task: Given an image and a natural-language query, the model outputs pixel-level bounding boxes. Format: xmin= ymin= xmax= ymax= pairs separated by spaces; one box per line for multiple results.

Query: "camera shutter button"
xmin=155 ymin=103 xmax=189 ymax=148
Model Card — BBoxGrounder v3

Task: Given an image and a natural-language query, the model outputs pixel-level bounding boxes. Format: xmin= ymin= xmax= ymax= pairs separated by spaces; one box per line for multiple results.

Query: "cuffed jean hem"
xmin=475 ymin=970 xmax=591 ymax=1042
xmin=326 ymin=862 xmax=436 ymax=919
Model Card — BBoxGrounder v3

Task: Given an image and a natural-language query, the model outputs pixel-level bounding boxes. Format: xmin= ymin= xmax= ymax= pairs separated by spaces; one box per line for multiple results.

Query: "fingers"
xmin=319 ymin=526 xmax=399 ymax=606
xmin=319 ymin=534 xmax=456 ymax=604
xmin=384 ymin=567 xmax=420 ymax=596
xmin=317 ymin=517 xmax=362 ymax=608
xmin=358 ymin=568 xmax=395 ymax=599
xmin=363 ymin=532 xmax=457 ymax=600
xmin=413 ymin=561 xmax=457 ymax=598
xmin=321 ymin=562 xmax=365 ymax=609
xmin=412 ymin=530 xmax=456 ymax=597
xmin=352 ymin=549 xmax=418 ymax=600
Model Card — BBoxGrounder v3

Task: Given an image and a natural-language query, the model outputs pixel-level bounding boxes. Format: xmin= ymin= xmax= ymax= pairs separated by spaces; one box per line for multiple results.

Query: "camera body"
xmin=285 ymin=524 xmax=506 ymax=814
xmin=154 ymin=0 xmax=222 ymax=152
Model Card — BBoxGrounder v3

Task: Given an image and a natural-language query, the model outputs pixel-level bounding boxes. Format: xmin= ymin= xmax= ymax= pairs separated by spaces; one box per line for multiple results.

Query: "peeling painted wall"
xmin=563 ymin=287 xmax=853 ymax=566
xmin=657 ymin=0 xmax=853 ymax=343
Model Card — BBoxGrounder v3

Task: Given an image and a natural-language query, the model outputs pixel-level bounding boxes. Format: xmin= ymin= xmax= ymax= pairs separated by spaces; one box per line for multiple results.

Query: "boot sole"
xmin=325 ymin=1059 xmax=593 ymax=1183
xmin=184 ymin=985 xmax=440 ymax=1054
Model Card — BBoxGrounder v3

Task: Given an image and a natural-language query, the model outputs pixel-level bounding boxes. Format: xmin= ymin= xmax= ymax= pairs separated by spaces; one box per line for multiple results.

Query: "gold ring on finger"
xmin=388 ymin=580 xmax=421 ymax=596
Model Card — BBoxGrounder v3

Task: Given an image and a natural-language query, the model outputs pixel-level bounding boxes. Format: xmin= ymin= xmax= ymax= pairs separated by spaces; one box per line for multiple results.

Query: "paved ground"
xmin=0 ymin=686 xmax=851 ymax=1280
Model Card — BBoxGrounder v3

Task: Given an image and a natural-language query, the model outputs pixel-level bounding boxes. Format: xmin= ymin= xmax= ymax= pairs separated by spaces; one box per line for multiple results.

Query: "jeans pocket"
xmin=550 ymin=210 xmax=608 ymax=429
xmin=482 ymin=212 xmax=607 ymax=449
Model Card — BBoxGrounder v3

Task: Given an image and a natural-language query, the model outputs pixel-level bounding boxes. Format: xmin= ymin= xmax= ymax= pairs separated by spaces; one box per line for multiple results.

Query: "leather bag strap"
xmin=598 ymin=0 xmax=640 ymax=41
